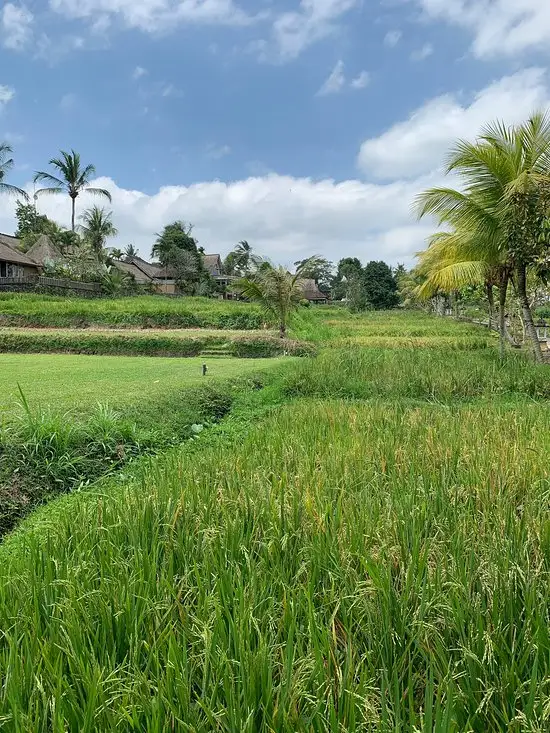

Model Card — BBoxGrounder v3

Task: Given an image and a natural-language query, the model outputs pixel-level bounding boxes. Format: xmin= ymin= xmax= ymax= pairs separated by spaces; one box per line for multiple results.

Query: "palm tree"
xmin=78 ymin=206 xmax=117 ymax=258
xmin=109 ymin=248 xmax=124 ymax=261
xmin=34 ymin=150 xmax=111 ymax=232
xmin=234 ymin=240 xmax=262 ymax=275
xmin=416 ymin=112 xmax=550 ymax=362
xmin=124 ymin=244 xmax=138 ymax=260
xmin=0 ymin=143 xmax=27 ymax=199
xmin=414 ymin=225 xmax=514 ymax=359
xmin=237 ymin=257 xmax=319 ymax=338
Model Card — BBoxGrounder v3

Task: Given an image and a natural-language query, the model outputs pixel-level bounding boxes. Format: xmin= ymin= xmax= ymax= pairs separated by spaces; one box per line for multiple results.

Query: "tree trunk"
xmin=486 ymin=282 xmax=494 ymax=330
xmin=516 ymin=263 xmax=543 ymax=363
xmin=279 ymin=322 xmax=286 ymax=339
xmin=71 ymin=196 xmax=76 ymax=232
xmin=498 ymin=274 xmax=508 ymax=361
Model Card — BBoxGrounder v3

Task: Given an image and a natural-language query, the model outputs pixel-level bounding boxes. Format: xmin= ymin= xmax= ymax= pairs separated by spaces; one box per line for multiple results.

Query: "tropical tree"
xmin=416 ymin=112 xmax=550 ymax=362
xmin=237 ymin=257 xmax=320 ymax=338
xmin=124 ymin=244 xmax=138 ymax=259
xmin=34 ymin=150 xmax=111 ymax=231
xmin=109 ymin=248 xmax=124 ymax=261
xmin=0 ymin=143 xmax=27 ymax=199
xmin=233 ymin=240 xmax=262 ymax=275
xmin=78 ymin=206 xmax=118 ymax=258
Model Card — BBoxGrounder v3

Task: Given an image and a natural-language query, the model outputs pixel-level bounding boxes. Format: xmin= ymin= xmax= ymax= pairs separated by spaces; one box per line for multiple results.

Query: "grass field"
xmin=0 ymin=309 xmax=548 ymax=731
xmin=0 ymin=293 xmax=263 ymax=330
xmin=0 ymin=353 xmax=281 ymax=414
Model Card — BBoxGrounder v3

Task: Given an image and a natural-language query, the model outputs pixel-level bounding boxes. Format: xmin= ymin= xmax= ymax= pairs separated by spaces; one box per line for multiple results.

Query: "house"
xmin=203 ymin=254 xmax=223 ymax=277
xmin=300 ymin=278 xmax=329 ymax=304
xmin=113 ymin=256 xmax=179 ymax=294
xmin=0 ymin=233 xmax=40 ymax=278
xmin=25 ymin=235 xmax=65 ymax=268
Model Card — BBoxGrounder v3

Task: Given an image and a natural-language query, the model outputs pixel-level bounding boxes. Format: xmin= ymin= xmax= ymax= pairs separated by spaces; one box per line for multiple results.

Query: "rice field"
xmin=0 ymin=309 xmax=548 ymax=731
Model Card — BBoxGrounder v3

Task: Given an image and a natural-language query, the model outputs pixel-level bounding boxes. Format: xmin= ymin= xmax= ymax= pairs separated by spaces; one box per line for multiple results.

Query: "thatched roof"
xmin=0 ymin=234 xmax=39 ymax=268
xmin=113 ymin=260 xmax=152 ymax=284
xmin=25 ymin=235 xmax=64 ymax=266
xmin=202 ymin=254 xmax=222 ymax=276
xmin=300 ymin=278 xmax=328 ymax=301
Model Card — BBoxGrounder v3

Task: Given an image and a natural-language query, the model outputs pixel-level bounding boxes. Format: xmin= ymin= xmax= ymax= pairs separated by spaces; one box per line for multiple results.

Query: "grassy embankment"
xmin=0 ymin=308 xmax=549 ymax=730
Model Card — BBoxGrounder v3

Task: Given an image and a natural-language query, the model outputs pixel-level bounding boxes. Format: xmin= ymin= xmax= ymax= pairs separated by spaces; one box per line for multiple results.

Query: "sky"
xmin=1 ymin=0 xmax=550 ymax=267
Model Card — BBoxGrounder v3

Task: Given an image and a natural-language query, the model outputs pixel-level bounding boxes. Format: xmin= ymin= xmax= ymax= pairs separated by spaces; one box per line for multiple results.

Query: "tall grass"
xmin=1 ymin=401 xmax=548 ymax=730
xmin=0 ymin=309 xmax=548 ymax=731
xmin=0 ymin=294 xmax=264 ymax=329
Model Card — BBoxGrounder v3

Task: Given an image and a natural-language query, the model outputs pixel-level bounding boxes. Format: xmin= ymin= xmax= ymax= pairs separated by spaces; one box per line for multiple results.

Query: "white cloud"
xmin=160 ymin=83 xmax=183 ymax=98
xmin=384 ymin=29 xmax=402 ymax=48
xmin=133 ymin=66 xmax=147 ymax=80
xmin=350 ymin=70 xmax=370 ymax=89
xmin=0 ymin=85 xmax=15 ymax=107
xmin=411 ymin=42 xmax=433 ymax=61
xmin=48 ymin=0 xmax=253 ymax=33
xmin=414 ymin=0 xmax=550 ymax=58
xmin=358 ymin=68 xmax=550 ymax=179
xmin=0 ymin=172 xmax=443 ymax=266
xmin=1 ymin=3 xmax=33 ymax=50
xmin=317 ymin=61 xmax=370 ymax=96
xmin=317 ymin=60 xmax=346 ymax=96
xmin=269 ymin=0 xmax=359 ymax=61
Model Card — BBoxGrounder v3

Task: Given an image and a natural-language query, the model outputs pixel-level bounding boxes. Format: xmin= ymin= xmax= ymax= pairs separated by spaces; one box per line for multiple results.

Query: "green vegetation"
xmin=0 ymin=328 xmax=314 ymax=358
xmin=0 ymin=293 xmax=264 ymax=329
xmin=0 ymin=353 xmax=283 ymax=533
xmin=0 ymin=353 xmax=280 ymax=414
xmin=0 ymin=308 xmax=548 ymax=730
xmin=415 ymin=111 xmax=550 ymax=361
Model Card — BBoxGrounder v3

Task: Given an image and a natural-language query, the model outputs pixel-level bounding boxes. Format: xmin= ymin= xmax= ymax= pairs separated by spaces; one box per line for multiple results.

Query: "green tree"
xmin=223 ymin=251 xmax=239 ymax=276
xmin=237 ymin=257 xmax=319 ymax=338
xmin=34 ymin=150 xmax=111 ymax=232
xmin=152 ymin=221 xmax=198 ymax=262
xmin=417 ymin=112 xmax=550 ymax=362
xmin=0 ymin=143 xmax=27 ymax=199
xmin=124 ymin=244 xmax=138 ymax=259
xmin=78 ymin=206 xmax=118 ymax=259
xmin=233 ymin=240 xmax=262 ymax=275
xmin=109 ymin=248 xmax=124 ymax=261
xmin=293 ymin=257 xmax=334 ymax=294
xmin=363 ymin=261 xmax=399 ymax=309
xmin=14 ymin=200 xmax=62 ymax=250
xmin=332 ymin=257 xmax=363 ymax=300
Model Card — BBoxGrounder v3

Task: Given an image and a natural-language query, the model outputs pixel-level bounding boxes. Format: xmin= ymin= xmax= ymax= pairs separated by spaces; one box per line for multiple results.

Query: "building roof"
xmin=300 ymin=278 xmax=328 ymax=301
xmin=126 ymin=256 xmax=178 ymax=280
xmin=203 ymin=254 xmax=222 ymax=276
xmin=113 ymin=260 xmax=153 ymax=283
xmin=25 ymin=235 xmax=64 ymax=266
xmin=0 ymin=235 xmax=40 ymax=268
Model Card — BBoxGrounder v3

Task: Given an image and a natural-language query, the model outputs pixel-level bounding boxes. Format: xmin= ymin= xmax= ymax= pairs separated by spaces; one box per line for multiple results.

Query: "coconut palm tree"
xmin=78 ymin=206 xmax=118 ymax=258
xmin=124 ymin=244 xmax=138 ymax=260
xmin=34 ymin=150 xmax=111 ymax=232
xmin=416 ymin=112 xmax=550 ymax=362
xmin=233 ymin=240 xmax=262 ymax=275
xmin=0 ymin=143 xmax=27 ymax=199
xmin=237 ymin=257 xmax=319 ymax=338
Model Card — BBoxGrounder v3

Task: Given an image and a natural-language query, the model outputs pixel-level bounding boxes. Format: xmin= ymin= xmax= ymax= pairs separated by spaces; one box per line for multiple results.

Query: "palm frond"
xmin=34 ymin=171 xmax=65 ymax=188
xmin=85 ymin=187 xmax=112 ymax=202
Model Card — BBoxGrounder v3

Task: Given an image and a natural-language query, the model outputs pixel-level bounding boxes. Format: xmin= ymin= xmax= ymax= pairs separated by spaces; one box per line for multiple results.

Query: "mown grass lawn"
xmin=0 ymin=353 xmax=282 ymax=414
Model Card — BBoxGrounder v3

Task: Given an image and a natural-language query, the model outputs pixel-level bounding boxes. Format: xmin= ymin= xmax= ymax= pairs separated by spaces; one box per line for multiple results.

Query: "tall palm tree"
xmin=237 ymin=257 xmax=319 ymax=338
xmin=0 ymin=143 xmax=27 ymax=199
xmin=416 ymin=112 xmax=550 ymax=362
xmin=78 ymin=206 xmax=117 ymax=258
xmin=34 ymin=150 xmax=111 ymax=232
xmin=124 ymin=243 xmax=138 ymax=259
xmin=234 ymin=240 xmax=262 ymax=275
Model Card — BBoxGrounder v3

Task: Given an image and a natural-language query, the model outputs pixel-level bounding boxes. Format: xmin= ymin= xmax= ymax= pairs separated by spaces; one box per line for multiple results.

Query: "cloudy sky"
xmin=1 ymin=0 xmax=549 ymax=266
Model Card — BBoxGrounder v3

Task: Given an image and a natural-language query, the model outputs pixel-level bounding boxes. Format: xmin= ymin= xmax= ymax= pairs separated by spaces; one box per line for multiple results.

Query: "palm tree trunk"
xmin=486 ymin=281 xmax=494 ymax=330
xmin=516 ymin=263 xmax=543 ymax=363
xmin=71 ymin=196 xmax=76 ymax=232
xmin=498 ymin=273 xmax=508 ymax=361
xmin=279 ymin=322 xmax=286 ymax=339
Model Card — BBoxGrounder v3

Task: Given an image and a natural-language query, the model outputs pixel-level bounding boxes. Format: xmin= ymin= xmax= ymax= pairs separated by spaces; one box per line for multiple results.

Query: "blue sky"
xmin=1 ymin=0 xmax=550 ymax=265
